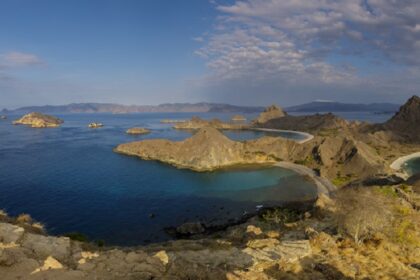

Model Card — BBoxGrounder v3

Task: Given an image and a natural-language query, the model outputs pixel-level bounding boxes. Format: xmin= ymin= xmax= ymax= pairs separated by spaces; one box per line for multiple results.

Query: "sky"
xmin=0 ymin=0 xmax=419 ymax=108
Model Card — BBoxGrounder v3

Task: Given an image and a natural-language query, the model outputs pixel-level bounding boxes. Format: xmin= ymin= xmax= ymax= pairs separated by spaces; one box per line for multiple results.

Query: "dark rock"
xmin=362 ymin=175 xmax=405 ymax=186
xmin=410 ymin=263 xmax=420 ymax=270
xmin=176 ymin=222 xmax=205 ymax=235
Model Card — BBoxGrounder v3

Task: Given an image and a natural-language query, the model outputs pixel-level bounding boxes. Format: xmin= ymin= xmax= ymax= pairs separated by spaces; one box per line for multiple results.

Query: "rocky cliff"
xmin=383 ymin=95 xmax=420 ymax=142
xmin=252 ymin=105 xmax=286 ymax=125
xmin=13 ymin=112 xmax=63 ymax=128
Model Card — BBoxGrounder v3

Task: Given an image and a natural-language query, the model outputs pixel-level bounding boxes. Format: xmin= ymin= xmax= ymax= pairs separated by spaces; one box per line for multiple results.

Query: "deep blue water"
xmin=0 ymin=113 xmax=316 ymax=245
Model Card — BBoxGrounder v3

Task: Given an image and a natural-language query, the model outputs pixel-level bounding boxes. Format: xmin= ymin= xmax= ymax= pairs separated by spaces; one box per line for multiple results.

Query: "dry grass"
xmin=334 ymin=188 xmax=393 ymax=245
xmin=16 ymin=213 xmax=32 ymax=224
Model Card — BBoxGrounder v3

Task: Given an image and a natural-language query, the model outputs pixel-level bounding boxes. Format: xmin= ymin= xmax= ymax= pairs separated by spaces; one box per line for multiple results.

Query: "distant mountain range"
xmin=2 ymin=100 xmax=402 ymax=115
xmin=1 ymin=103 xmax=265 ymax=114
xmin=285 ymin=101 xmax=400 ymax=113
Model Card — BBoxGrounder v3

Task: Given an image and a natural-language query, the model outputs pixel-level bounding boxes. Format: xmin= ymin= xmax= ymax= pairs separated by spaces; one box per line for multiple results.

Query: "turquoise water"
xmin=405 ymin=157 xmax=420 ymax=176
xmin=0 ymin=113 xmax=316 ymax=245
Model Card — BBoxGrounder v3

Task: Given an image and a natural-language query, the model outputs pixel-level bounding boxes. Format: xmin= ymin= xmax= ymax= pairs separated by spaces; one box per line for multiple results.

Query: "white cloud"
xmin=194 ymin=0 xmax=420 ymax=103
xmin=1 ymin=51 xmax=44 ymax=67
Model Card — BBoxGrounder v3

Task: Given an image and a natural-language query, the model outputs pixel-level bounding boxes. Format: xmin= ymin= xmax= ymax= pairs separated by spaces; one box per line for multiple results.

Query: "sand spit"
xmin=251 ymin=128 xmax=314 ymax=144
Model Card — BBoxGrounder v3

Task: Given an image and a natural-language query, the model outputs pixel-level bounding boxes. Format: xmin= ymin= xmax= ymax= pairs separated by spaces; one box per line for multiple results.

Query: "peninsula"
xmin=115 ymin=96 xmax=420 ymax=185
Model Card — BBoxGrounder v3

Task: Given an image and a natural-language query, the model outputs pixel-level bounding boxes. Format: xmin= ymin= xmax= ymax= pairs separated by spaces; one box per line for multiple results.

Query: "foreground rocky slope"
xmin=1 ymin=183 xmax=419 ymax=279
xmin=13 ymin=112 xmax=63 ymax=128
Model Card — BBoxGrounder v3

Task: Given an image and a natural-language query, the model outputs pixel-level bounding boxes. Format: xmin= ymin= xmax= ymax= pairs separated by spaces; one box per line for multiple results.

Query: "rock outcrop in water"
xmin=88 ymin=122 xmax=103 ymax=128
xmin=126 ymin=127 xmax=150 ymax=135
xmin=232 ymin=115 xmax=246 ymax=122
xmin=13 ymin=112 xmax=63 ymax=128
xmin=252 ymin=105 xmax=286 ymax=125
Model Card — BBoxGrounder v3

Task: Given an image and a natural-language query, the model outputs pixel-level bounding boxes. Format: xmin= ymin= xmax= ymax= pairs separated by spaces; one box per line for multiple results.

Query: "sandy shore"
xmin=390 ymin=152 xmax=420 ymax=178
xmin=251 ymin=128 xmax=314 ymax=144
xmin=275 ymin=162 xmax=336 ymax=196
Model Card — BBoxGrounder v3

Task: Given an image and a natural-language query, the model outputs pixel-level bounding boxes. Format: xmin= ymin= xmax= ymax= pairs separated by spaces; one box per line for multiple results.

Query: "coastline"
xmin=390 ymin=152 xmax=420 ymax=179
xmin=251 ymin=128 xmax=314 ymax=144
xmin=275 ymin=162 xmax=336 ymax=195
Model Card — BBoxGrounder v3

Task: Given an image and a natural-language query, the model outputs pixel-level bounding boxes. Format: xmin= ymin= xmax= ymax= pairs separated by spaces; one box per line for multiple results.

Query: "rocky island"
xmin=232 ymin=115 xmax=246 ymax=122
xmin=88 ymin=122 xmax=104 ymax=128
xmin=12 ymin=112 xmax=63 ymax=128
xmin=126 ymin=127 xmax=150 ymax=135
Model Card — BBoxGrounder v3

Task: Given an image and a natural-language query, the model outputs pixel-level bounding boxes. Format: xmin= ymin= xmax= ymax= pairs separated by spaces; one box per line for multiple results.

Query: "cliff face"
xmin=252 ymin=105 xmax=286 ymax=125
xmin=383 ymin=95 xmax=420 ymax=142
xmin=13 ymin=112 xmax=63 ymax=128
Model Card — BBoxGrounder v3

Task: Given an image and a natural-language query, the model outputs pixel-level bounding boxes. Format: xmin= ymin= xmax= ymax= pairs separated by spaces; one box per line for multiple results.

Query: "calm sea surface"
xmin=405 ymin=158 xmax=420 ymax=176
xmin=0 ymin=112 xmax=315 ymax=245
xmin=1 ymin=111 xmax=417 ymax=245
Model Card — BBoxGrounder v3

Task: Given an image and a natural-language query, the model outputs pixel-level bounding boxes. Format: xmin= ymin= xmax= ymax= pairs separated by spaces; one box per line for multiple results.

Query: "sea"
xmin=0 ymin=111 xmax=417 ymax=245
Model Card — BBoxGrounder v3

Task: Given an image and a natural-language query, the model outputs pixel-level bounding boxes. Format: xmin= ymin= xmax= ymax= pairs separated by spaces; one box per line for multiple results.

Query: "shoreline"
xmin=275 ymin=162 xmax=336 ymax=195
xmin=251 ymin=128 xmax=314 ymax=144
xmin=390 ymin=152 xmax=420 ymax=179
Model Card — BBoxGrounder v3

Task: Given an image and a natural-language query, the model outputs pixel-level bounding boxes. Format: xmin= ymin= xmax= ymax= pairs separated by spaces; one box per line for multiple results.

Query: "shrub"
xmin=334 ymin=188 xmax=393 ymax=245
xmin=16 ymin=213 xmax=32 ymax=224
xmin=65 ymin=232 xmax=89 ymax=242
xmin=259 ymin=208 xmax=301 ymax=224
xmin=95 ymin=240 xmax=105 ymax=247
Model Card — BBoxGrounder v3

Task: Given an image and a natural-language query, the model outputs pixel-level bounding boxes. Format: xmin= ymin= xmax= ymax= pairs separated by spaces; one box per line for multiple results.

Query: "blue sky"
xmin=1 ymin=0 xmax=419 ymax=108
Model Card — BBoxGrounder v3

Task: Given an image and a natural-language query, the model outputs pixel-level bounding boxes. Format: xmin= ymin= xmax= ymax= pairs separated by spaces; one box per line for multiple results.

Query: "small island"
xmin=126 ymin=127 xmax=150 ymax=135
xmin=13 ymin=112 xmax=63 ymax=128
xmin=88 ymin=122 xmax=104 ymax=128
xmin=160 ymin=119 xmax=186 ymax=124
xmin=231 ymin=115 xmax=246 ymax=122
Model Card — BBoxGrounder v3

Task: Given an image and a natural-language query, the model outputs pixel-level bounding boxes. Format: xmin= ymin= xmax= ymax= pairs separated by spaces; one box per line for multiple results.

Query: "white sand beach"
xmin=252 ymin=128 xmax=314 ymax=144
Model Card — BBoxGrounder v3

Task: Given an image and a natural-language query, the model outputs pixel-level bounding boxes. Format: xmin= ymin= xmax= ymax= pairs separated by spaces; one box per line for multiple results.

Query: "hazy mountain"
xmin=2 ymin=103 xmax=264 ymax=114
xmin=285 ymin=101 xmax=400 ymax=113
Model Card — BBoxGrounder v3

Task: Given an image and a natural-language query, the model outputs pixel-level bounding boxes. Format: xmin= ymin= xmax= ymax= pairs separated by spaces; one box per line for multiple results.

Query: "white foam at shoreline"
xmin=251 ymin=128 xmax=314 ymax=144
xmin=390 ymin=152 xmax=420 ymax=177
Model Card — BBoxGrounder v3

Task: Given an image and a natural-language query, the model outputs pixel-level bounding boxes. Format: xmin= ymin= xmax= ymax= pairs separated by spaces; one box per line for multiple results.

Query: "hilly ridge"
xmin=2 ymin=103 xmax=264 ymax=114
